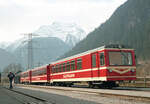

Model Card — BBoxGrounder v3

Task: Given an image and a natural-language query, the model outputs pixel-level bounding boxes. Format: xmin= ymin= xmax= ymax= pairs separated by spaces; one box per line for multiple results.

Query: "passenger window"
xmin=56 ymin=65 xmax=60 ymax=73
xmin=54 ymin=65 xmax=56 ymax=73
xmin=54 ymin=65 xmax=58 ymax=73
xmin=52 ymin=66 xmax=55 ymax=73
xmin=92 ymin=54 xmax=96 ymax=67
xmin=71 ymin=60 xmax=75 ymax=70
xmin=100 ymin=53 xmax=105 ymax=66
xmin=57 ymin=65 xmax=60 ymax=72
xmin=77 ymin=58 xmax=82 ymax=70
xmin=59 ymin=64 xmax=62 ymax=72
xmin=66 ymin=62 xmax=70 ymax=71
xmin=62 ymin=63 xmax=66 ymax=72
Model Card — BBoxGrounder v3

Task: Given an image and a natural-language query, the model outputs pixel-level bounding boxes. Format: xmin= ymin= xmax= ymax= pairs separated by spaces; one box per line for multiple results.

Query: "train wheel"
xmin=88 ymin=82 xmax=95 ymax=88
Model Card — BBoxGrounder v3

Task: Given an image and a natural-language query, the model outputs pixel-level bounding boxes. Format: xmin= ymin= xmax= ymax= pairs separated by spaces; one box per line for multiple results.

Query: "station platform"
xmin=0 ymin=86 xmax=22 ymax=104
xmin=0 ymin=85 xmax=98 ymax=104
xmin=0 ymin=85 xmax=46 ymax=104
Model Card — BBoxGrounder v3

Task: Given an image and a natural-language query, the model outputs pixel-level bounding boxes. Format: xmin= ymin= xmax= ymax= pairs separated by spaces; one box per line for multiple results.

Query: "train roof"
xmin=30 ymin=64 xmax=48 ymax=71
xmin=20 ymin=70 xmax=29 ymax=74
xmin=20 ymin=64 xmax=48 ymax=74
xmin=51 ymin=44 xmax=134 ymax=65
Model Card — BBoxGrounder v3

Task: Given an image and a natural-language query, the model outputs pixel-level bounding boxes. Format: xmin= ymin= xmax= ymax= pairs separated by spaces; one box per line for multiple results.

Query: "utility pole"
xmin=0 ymin=72 xmax=1 ymax=83
xmin=23 ymin=33 xmax=34 ymax=70
xmin=23 ymin=33 xmax=40 ymax=70
xmin=28 ymin=33 xmax=33 ymax=69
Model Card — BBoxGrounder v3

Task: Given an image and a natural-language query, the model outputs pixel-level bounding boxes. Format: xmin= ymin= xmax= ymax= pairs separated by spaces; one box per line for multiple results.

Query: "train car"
xmin=20 ymin=70 xmax=31 ymax=84
xmin=30 ymin=65 xmax=50 ymax=84
xmin=49 ymin=44 xmax=136 ymax=88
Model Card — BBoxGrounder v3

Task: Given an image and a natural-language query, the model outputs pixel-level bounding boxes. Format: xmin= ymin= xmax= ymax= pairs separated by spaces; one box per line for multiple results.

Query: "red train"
xmin=20 ymin=44 xmax=136 ymax=88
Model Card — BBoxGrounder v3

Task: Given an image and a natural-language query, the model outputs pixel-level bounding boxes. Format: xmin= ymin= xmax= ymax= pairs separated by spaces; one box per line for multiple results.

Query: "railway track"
xmin=16 ymin=84 xmax=150 ymax=103
xmin=112 ymin=87 xmax=150 ymax=92
xmin=72 ymin=84 xmax=150 ymax=92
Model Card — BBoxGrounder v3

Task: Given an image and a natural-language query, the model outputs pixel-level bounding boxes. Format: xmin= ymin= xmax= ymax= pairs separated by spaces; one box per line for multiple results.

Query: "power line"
xmin=23 ymin=33 xmax=39 ymax=70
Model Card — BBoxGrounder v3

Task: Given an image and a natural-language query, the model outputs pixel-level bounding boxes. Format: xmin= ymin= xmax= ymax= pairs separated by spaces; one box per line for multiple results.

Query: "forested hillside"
xmin=62 ymin=0 xmax=150 ymax=61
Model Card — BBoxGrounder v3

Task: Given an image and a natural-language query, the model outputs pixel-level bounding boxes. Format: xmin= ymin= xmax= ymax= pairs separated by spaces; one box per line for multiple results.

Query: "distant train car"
xmin=49 ymin=44 xmax=136 ymax=88
xmin=30 ymin=65 xmax=50 ymax=83
xmin=20 ymin=70 xmax=31 ymax=84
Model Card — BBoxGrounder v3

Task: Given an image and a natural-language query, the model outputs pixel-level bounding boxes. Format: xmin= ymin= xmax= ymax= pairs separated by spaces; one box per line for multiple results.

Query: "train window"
xmin=51 ymin=66 xmax=54 ymax=73
xmin=44 ymin=68 xmax=47 ymax=74
xmin=109 ymin=51 xmax=133 ymax=66
xmin=40 ymin=69 xmax=45 ymax=75
xmin=57 ymin=65 xmax=60 ymax=72
xmin=62 ymin=63 xmax=66 ymax=72
xmin=77 ymin=58 xmax=82 ymax=70
xmin=32 ymin=68 xmax=46 ymax=76
xmin=59 ymin=64 xmax=62 ymax=72
xmin=56 ymin=65 xmax=59 ymax=73
xmin=71 ymin=60 xmax=75 ymax=70
xmin=40 ymin=69 xmax=44 ymax=75
xmin=53 ymin=65 xmax=56 ymax=73
xmin=66 ymin=62 xmax=70 ymax=71
xmin=32 ymin=71 xmax=36 ymax=76
xmin=100 ymin=53 xmax=105 ymax=66
xmin=92 ymin=54 xmax=96 ymax=67
xmin=22 ymin=72 xmax=28 ymax=77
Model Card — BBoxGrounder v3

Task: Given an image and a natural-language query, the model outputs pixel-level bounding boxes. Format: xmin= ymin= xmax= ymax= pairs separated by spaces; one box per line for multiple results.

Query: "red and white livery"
xmin=20 ymin=44 xmax=136 ymax=88
xmin=30 ymin=65 xmax=50 ymax=83
xmin=20 ymin=70 xmax=31 ymax=83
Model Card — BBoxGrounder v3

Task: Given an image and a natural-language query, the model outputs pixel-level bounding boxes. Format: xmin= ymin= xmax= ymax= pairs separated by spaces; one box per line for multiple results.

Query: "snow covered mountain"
xmin=5 ymin=37 xmax=72 ymax=69
xmin=0 ymin=42 xmax=12 ymax=49
xmin=34 ymin=22 xmax=86 ymax=47
xmin=5 ymin=22 xmax=86 ymax=52
xmin=0 ymin=22 xmax=86 ymax=69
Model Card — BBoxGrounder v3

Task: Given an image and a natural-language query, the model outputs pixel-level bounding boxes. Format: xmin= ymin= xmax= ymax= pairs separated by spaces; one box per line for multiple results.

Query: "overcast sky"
xmin=0 ymin=0 xmax=127 ymax=43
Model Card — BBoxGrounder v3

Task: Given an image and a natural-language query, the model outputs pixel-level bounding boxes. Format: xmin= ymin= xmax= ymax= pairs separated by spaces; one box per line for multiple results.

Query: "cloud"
xmin=44 ymin=0 xmax=114 ymax=3
xmin=0 ymin=0 xmax=127 ymax=42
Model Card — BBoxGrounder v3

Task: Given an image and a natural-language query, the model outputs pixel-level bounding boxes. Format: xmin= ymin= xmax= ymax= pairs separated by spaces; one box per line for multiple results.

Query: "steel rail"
xmin=16 ymin=84 xmax=150 ymax=103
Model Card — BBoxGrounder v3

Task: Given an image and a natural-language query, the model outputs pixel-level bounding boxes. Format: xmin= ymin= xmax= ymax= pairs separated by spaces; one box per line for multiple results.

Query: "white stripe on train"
xmin=51 ymin=66 xmax=136 ymax=76
xmin=51 ymin=76 xmax=136 ymax=82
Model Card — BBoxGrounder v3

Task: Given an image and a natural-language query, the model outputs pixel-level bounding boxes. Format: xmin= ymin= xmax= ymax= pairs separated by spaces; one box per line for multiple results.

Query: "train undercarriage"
xmin=42 ymin=81 xmax=119 ymax=89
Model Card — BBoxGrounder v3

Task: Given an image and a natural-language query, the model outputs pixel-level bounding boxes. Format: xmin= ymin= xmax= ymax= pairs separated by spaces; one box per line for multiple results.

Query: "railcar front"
xmin=105 ymin=47 xmax=136 ymax=81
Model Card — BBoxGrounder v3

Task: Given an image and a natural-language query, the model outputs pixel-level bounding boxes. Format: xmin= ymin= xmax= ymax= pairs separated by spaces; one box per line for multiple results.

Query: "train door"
xmin=49 ymin=65 xmax=54 ymax=83
xmin=91 ymin=52 xmax=99 ymax=78
xmin=47 ymin=65 xmax=50 ymax=83
xmin=99 ymin=52 xmax=106 ymax=79
xmin=29 ymin=71 xmax=32 ymax=83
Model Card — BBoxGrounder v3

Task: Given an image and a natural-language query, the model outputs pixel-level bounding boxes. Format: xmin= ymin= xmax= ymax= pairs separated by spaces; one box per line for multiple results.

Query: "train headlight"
xmin=109 ymin=69 xmax=112 ymax=72
xmin=131 ymin=69 xmax=135 ymax=72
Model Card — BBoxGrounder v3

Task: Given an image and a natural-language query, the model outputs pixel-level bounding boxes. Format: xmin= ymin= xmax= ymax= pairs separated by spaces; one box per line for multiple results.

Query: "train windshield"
xmin=108 ymin=51 xmax=133 ymax=66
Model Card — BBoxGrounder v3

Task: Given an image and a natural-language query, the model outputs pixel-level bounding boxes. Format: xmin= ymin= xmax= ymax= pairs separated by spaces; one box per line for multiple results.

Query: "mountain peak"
xmin=34 ymin=21 xmax=86 ymax=46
